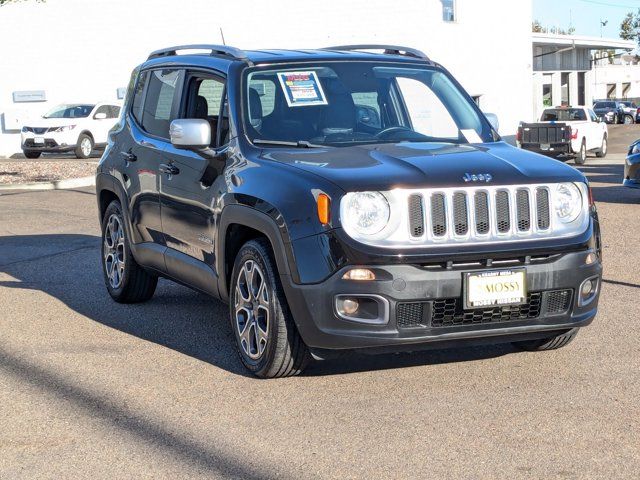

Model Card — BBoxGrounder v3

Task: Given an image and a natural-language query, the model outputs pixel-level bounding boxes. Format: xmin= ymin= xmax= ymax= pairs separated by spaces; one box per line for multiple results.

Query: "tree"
xmin=532 ymin=20 xmax=547 ymax=33
xmin=620 ymin=10 xmax=640 ymax=43
xmin=532 ymin=20 xmax=574 ymax=36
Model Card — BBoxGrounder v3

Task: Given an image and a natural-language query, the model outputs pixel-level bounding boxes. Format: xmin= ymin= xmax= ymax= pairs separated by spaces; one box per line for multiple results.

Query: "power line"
xmin=578 ymin=0 xmax=640 ymax=9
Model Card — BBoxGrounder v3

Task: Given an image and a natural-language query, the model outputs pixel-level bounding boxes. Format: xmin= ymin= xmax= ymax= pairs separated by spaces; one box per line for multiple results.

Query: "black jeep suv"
xmin=96 ymin=44 xmax=602 ymax=377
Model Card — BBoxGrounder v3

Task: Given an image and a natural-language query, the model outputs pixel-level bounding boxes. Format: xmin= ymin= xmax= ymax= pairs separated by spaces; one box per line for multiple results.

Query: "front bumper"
xmin=624 ymin=152 xmax=640 ymax=188
xmin=21 ymin=131 xmax=78 ymax=152
xmin=283 ymin=249 xmax=601 ymax=351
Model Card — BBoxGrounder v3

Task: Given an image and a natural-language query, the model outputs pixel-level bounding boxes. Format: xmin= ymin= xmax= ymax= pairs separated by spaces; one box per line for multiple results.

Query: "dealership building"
xmin=0 ymin=0 xmax=636 ymax=156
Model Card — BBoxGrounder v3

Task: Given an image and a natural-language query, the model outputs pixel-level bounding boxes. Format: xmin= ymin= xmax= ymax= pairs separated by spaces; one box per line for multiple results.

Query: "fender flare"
xmin=95 ymin=172 xmax=136 ymax=249
xmin=216 ymin=204 xmax=297 ymax=303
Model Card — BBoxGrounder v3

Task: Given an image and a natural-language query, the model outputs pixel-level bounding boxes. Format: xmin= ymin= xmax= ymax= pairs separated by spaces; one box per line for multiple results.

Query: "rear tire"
xmin=229 ymin=238 xmax=310 ymax=378
xmin=574 ymin=139 xmax=587 ymax=165
xmin=75 ymin=133 xmax=93 ymax=159
xmin=23 ymin=150 xmax=41 ymax=159
xmin=596 ymin=136 xmax=607 ymax=158
xmin=101 ymin=200 xmax=157 ymax=303
xmin=512 ymin=328 xmax=579 ymax=351
xmin=624 ymin=114 xmax=634 ymax=125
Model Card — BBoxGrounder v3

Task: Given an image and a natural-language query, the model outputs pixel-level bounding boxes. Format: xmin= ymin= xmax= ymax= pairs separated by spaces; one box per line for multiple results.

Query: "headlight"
xmin=21 ymin=126 xmax=31 ymax=133
xmin=554 ymin=183 xmax=582 ymax=223
xmin=631 ymin=142 xmax=640 ymax=155
xmin=51 ymin=125 xmax=76 ymax=132
xmin=342 ymin=192 xmax=390 ymax=235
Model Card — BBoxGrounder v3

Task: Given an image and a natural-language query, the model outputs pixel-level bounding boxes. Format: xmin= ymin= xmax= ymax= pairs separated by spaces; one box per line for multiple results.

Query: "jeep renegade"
xmin=96 ymin=44 xmax=602 ymax=377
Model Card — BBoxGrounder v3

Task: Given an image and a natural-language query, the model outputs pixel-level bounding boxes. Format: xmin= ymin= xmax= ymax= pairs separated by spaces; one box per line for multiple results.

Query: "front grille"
xmin=431 ymin=292 xmax=543 ymax=327
xmin=408 ymin=194 xmax=424 ymax=237
xmin=543 ymin=289 xmax=573 ymax=314
xmin=405 ymin=185 xmax=554 ymax=243
xmin=33 ymin=127 xmax=48 ymax=135
xmin=396 ymin=302 xmax=426 ymax=328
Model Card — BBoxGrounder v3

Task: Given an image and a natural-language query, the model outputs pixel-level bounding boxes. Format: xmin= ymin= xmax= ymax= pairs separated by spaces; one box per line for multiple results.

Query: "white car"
xmin=21 ymin=102 xmax=121 ymax=159
xmin=519 ymin=106 xmax=608 ymax=165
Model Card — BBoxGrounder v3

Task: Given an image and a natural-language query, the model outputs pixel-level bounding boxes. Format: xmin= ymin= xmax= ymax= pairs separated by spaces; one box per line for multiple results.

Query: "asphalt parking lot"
xmin=1 ymin=135 xmax=639 ymax=479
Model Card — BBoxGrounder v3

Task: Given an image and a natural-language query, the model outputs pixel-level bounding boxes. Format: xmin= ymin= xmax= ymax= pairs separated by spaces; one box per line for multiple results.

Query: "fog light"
xmin=579 ymin=277 xmax=599 ymax=306
xmin=340 ymin=298 xmax=359 ymax=315
xmin=342 ymin=268 xmax=376 ymax=281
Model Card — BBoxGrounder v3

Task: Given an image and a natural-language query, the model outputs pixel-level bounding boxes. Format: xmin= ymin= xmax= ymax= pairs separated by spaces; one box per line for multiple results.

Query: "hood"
xmin=261 ymin=141 xmax=585 ymax=191
xmin=24 ymin=117 xmax=88 ymax=128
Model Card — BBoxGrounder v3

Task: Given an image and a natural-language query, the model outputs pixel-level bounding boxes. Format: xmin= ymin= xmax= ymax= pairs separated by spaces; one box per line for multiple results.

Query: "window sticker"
xmin=277 ymin=71 xmax=328 ymax=107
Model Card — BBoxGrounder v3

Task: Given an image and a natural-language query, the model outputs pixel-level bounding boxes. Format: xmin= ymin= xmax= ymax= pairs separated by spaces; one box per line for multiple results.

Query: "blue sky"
xmin=533 ymin=0 xmax=640 ymax=38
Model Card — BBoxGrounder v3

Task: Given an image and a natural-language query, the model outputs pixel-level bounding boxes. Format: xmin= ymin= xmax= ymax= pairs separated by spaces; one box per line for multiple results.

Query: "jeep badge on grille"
xmin=463 ymin=173 xmax=493 ymax=183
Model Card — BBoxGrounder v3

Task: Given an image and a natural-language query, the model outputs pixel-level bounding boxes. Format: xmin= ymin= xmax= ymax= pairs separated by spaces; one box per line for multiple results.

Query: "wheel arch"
xmin=78 ymin=130 xmax=94 ymax=142
xmin=217 ymin=204 xmax=296 ymax=303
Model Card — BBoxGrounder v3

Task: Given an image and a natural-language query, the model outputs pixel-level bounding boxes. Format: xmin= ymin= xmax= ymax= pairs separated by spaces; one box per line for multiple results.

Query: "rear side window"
xmin=140 ymin=69 xmax=182 ymax=138
xmin=131 ymin=70 xmax=148 ymax=124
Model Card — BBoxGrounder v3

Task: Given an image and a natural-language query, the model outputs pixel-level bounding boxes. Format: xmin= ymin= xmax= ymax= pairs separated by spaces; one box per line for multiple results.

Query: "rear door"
xmin=159 ymin=70 xmax=228 ymax=295
xmin=122 ymin=68 xmax=183 ymax=256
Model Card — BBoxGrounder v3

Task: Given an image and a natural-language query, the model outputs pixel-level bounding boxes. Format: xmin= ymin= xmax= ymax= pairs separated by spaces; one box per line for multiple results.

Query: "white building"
xmin=0 ymin=0 xmax=534 ymax=156
xmin=531 ymin=33 xmax=636 ymax=120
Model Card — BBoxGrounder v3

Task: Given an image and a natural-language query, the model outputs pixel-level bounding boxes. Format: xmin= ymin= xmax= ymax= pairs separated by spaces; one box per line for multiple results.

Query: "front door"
xmin=159 ymin=72 xmax=229 ymax=295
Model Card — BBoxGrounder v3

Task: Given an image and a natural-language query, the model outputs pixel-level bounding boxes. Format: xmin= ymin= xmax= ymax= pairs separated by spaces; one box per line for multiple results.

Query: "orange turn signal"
xmin=317 ymin=193 xmax=331 ymax=225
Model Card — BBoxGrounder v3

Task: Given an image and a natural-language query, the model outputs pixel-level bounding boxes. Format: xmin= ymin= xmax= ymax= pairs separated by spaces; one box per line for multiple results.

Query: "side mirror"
xmin=484 ymin=112 xmax=500 ymax=132
xmin=170 ymin=119 xmax=211 ymax=149
xmin=94 ymin=112 xmax=107 ymax=120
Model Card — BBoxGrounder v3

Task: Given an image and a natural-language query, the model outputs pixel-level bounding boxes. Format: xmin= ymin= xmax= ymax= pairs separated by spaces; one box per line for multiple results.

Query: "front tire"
xmin=230 ymin=238 xmax=309 ymax=378
xmin=624 ymin=114 xmax=634 ymax=125
xmin=574 ymin=139 xmax=587 ymax=165
xmin=101 ymin=200 xmax=157 ymax=303
xmin=23 ymin=150 xmax=41 ymax=159
xmin=75 ymin=133 xmax=93 ymax=159
xmin=596 ymin=135 xmax=608 ymax=158
xmin=512 ymin=328 xmax=579 ymax=351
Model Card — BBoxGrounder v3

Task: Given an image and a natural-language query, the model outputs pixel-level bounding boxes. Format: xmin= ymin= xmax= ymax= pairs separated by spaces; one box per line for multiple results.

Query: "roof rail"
xmin=321 ymin=44 xmax=430 ymax=61
xmin=147 ymin=44 xmax=248 ymax=61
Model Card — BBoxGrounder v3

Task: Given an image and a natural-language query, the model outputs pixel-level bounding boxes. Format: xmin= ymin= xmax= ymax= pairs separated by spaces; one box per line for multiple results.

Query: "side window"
xmin=131 ymin=70 xmax=148 ymax=125
xmin=93 ymin=105 xmax=110 ymax=118
xmin=141 ymin=69 xmax=182 ymax=139
xmin=395 ymin=77 xmax=459 ymax=139
xmin=185 ymin=75 xmax=227 ymax=146
xmin=108 ymin=105 xmax=121 ymax=118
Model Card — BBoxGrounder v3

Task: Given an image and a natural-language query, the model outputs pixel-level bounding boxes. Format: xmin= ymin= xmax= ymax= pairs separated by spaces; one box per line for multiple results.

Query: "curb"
xmin=0 ymin=175 xmax=95 ymax=192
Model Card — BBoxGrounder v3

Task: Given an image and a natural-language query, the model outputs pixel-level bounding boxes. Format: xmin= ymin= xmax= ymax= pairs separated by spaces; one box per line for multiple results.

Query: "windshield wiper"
xmin=252 ymin=139 xmax=323 ymax=148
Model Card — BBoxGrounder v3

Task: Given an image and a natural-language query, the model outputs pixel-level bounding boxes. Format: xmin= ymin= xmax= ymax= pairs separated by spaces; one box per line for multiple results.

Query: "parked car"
xmin=624 ymin=140 xmax=640 ymax=188
xmin=517 ymin=106 xmax=607 ymax=164
xmin=592 ymin=100 xmax=626 ymax=124
xmin=96 ymin=44 xmax=602 ymax=377
xmin=619 ymin=101 xmax=640 ymax=123
xmin=21 ymin=102 xmax=121 ymax=159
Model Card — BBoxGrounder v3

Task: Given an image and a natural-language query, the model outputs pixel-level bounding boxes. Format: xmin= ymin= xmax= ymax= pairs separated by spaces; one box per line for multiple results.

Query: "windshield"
xmin=594 ymin=102 xmax=613 ymax=109
xmin=43 ymin=104 xmax=95 ymax=119
xmin=541 ymin=108 xmax=586 ymax=121
xmin=243 ymin=62 xmax=495 ymax=147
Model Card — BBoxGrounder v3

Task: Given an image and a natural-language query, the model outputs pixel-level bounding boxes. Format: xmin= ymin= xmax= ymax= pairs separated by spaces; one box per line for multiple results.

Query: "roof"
xmin=532 ymin=33 xmax=635 ymax=50
xmin=145 ymin=44 xmax=433 ymax=66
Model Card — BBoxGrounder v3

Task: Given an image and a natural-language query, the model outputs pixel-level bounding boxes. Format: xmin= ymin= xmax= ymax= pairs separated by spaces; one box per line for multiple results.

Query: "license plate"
xmin=34 ymin=137 xmax=45 ymax=144
xmin=540 ymin=143 xmax=550 ymax=150
xmin=465 ymin=269 xmax=526 ymax=308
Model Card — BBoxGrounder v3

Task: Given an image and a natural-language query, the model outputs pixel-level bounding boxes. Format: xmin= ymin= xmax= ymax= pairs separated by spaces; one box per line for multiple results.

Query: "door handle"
xmin=120 ymin=151 xmax=137 ymax=162
xmin=159 ymin=163 xmax=180 ymax=176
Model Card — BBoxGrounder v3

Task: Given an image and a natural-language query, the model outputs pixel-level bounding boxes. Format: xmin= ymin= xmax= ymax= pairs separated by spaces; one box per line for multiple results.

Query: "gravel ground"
xmin=0 ymin=161 xmax=97 ymax=185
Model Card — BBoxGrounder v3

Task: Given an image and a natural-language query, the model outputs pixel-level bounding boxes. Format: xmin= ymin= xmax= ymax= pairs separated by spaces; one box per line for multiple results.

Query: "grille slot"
xmin=431 ymin=292 xmax=543 ymax=327
xmin=431 ymin=193 xmax=447 ymax=237
xmin=495 ymin=191 xmax=511 ymax=233
xmin=408 ymin=194 xmax=425 ymax=237
xmin=516 ymin=189 xmax=531 ymax=231
xmin=536 ymin=188 xmax=551 ymax=230
xmin=474 ymin=191 xmax=490 ymax=234
xmin=452 ymin=192 xmax=469 ymax=236
xmin=543 ymin=289 xmax=573 ymax=314
xmin=396 ymin=302 xmax=426 ymax=328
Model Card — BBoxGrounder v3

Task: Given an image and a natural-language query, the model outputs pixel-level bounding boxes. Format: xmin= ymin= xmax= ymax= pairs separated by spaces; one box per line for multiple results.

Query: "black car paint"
xmin=624 ymin=140 xmax=640 ymax=188
xmin=97 ymin=49 xmax=602 ymax=352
